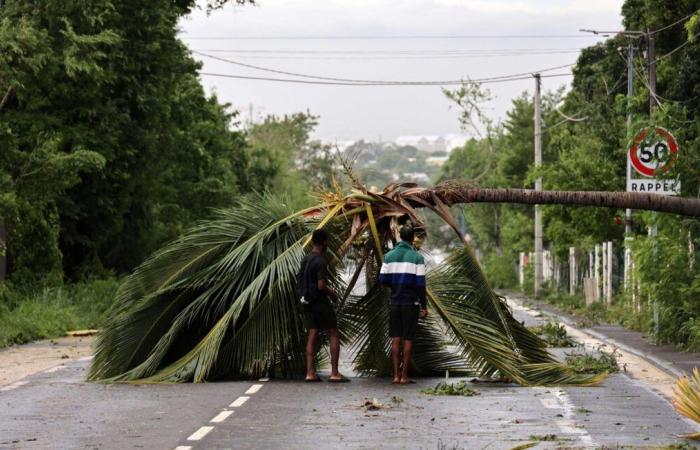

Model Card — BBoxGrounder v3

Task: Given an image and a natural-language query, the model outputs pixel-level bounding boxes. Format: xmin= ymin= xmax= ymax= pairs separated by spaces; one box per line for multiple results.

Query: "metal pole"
xmin=648 ymin=30 xmax=660 ymax=339
xmin=534 ymin=73 xmax=543 ymax=298
xmin=624 ymin=40 xmax=635 ymax=294
xmin=625 ymin=41 xmax=634 ymax=235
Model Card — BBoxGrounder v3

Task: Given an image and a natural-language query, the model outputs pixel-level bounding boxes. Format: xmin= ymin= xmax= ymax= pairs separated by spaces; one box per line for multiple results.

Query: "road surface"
xmin=1 ymin=297 xmax=697 ymax=449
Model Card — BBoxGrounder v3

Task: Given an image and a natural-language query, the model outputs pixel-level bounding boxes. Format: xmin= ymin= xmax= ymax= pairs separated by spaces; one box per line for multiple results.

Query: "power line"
xmin=649 ymin=9 xmax=700 ymax=35
xmin=198 ymin=71 xmax=573 ymax=86
xmin=181 ymin=34 xmax=601 ymax=40
xmin=193 ymin=50 xmax=574 ymax=85
xmin=190 ymin=47 xmax=586 ymax=54
xmin=189 ymin=50 xmax=582 ymax=60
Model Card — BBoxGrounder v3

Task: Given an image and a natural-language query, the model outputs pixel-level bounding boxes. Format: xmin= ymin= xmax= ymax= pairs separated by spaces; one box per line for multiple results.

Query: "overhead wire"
xmin=648 ymin=9 xmax=700 ymax=35
xmin=192 ymin=50 xmax=574 ymax=85
xmin=198 ymin=71 xmax=573 ymax=86
xmin=181 ymin=34 xmax=602 ymax=40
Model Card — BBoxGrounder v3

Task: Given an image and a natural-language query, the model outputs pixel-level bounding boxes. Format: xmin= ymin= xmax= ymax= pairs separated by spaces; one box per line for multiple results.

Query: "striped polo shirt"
xmin=378 ymin=241 xmax=427 ymax=308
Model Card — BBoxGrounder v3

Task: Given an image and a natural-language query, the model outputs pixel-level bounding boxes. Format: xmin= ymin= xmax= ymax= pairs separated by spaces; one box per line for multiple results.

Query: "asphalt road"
xmin=1 ymin=304 xmax=698 ymax=449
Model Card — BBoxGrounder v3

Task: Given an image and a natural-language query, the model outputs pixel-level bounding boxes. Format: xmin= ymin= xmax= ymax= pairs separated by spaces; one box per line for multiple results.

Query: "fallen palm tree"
xmin=90 ymin=181 xmax=700 ymax=385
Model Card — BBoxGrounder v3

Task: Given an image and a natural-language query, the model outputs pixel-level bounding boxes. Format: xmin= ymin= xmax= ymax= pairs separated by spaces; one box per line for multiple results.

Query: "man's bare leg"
xmin=391 ymin=337 xmax=402 ymax=384
xmin=305 ymin=328 xmax=319 ymax=380
xmin=328 ymin=328 xmax=341 ymax=379
xmin=399 ymin=339 xmax=414 ymax=384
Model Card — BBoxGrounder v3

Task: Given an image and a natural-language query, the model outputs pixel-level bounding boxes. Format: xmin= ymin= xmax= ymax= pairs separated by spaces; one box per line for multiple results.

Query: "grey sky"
xmin=178 ymin=0 xmax=624 ymax=141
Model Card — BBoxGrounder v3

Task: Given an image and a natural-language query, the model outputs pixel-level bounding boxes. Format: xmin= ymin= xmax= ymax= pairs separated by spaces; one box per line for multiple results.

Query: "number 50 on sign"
xmin=626 ymin=126 xmax=681 ymax=195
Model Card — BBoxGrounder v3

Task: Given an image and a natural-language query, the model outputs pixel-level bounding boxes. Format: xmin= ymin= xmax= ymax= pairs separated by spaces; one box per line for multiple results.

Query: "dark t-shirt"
xmin=301 ymin=252 xmax=329 ymax=304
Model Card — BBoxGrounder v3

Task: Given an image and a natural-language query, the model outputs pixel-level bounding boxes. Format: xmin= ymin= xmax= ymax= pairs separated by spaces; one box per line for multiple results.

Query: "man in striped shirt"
xmin=378 ymin=223 xmax=428 ymax=384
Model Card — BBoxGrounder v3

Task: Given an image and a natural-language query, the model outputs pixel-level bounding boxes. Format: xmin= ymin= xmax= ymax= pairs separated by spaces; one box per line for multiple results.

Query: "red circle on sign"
xmin=629 ymin=127 xmax=678 ymax=177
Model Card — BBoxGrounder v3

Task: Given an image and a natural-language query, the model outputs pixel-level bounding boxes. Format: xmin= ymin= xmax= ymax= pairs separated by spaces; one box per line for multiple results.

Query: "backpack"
xmin=295 ymin=254 xmax=319 ymax=305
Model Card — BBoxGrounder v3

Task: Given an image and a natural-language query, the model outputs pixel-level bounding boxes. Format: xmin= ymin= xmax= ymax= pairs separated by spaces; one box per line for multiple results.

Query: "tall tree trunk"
xmin=410 ymin=186 xmax=700 ymax=218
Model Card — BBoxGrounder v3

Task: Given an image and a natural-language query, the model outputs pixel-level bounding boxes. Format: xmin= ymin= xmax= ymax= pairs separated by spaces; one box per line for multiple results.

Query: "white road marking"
xmin=210 ymin=410 xmax=234 ymax=423
xmin=187 ymin=426 xmax=214 ymax=441
xmin=230 ymin=396 xmax=250 ymax=407
xmin=44 ymin=365 xmax=66 ymax=373
xmin=245 ymin=384 xmax=263 ymax=394
xmin=259 ymin=377 xmax=269 ymax=382
xmin=552 ymin=389 xmax=597 ymax=448
xmin=78 ymin=356 xmax=94 ymax=362
xmin=0 ymin=381 xmax=27 ymax=391
xmin=174 ymin=447 xmax=192 ymax=450
xmin=539 ymin=398 xmax=560 ymax=409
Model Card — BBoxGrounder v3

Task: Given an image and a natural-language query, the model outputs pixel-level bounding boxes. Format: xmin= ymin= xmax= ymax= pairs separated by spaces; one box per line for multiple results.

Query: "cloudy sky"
xmin=178 ymin=0 xmax=625 ymax=141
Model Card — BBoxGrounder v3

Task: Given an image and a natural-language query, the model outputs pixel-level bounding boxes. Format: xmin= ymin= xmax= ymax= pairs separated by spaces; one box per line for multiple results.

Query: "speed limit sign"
xmin=627 ymin=126 xmax=681 ymax=195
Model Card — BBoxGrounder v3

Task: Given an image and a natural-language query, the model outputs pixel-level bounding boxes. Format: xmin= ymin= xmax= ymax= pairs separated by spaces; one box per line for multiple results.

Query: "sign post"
xmin=626 ymin=126 xmax=680 ymax=339
xmin=627 ymin=126 xmax=681 ymax=194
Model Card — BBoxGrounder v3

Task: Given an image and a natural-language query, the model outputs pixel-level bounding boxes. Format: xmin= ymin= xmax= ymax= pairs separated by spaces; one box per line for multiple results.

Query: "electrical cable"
xmin=181 ymin=34 xmax=601 ymax=40
xmin=198 ymin=71 xmax=573 ymax=86
xmin=193 ymin=50 xmax=574 ymax=85
xmin=648 ymin=9 xmax=700 ymax=35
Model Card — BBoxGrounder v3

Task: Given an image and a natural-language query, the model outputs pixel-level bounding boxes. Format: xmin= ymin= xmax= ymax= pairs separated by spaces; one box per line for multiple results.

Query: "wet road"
xmin=1 ymin=302 xmax=698 ymax=449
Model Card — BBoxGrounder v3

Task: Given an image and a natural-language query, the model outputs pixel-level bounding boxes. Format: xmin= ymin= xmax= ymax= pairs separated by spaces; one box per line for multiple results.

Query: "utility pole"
xmin=534 ymin=73 xmax=543 ymax=298
xmin=625 ymin=41 xmax=634 ymax=236
xmin=647 ymin=30 xmax=660 ymax=339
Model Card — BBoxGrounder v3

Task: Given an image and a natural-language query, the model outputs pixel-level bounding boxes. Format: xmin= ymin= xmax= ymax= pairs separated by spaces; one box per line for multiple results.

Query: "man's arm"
xmin=316 ymin=257 xmax=338 ymax=300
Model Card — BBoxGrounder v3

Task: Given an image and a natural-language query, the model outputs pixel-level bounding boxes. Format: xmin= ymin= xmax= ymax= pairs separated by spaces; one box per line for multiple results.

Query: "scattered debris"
xmin=421 ymin=381 xmax=480 ymax=397
xmin=565 ymin=346 xmax=620 ymax=374
xmin=509 ymin=444 xmax=537 ymax=450
xmin=362 ymin=398 xmax=387 ymax=411
xmin=528 ymin=321 xmax=576 ymax=347
xmin=66 ymin=330 xmax=98 ymax=337
xmin=390 ymin=396 xmax=404 ymax=407
xmin=529 ymin=433 xmax=557 ymax=441
xmin=576 ymin=407 xmax=593 ymax=414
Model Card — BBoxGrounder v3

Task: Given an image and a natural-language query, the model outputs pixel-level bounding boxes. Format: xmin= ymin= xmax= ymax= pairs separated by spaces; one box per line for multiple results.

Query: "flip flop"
xmin=327 ymin=376 xmax=351 ymax=383
xmin=305 ymin=375 xmax=322 ymax=382
xmin=398 ymin=379 xmax=416 ymax=385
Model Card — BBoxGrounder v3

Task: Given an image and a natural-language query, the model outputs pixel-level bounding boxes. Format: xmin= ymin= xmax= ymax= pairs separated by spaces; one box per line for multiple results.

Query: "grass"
xmin=0 ymin=279 xmax=118 ymax=348
xmin=527 ymin=321 xmax=576 ymax=347
xmin=421 ymin=380 xmax=480 ymax=396
xmin=565 ymin=346 xmax=620 ymax=374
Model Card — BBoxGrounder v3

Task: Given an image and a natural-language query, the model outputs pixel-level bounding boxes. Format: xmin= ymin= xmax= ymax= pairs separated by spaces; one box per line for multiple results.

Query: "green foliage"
xmin=0 ymin=279 xmax=118 ymax=348
xmin=421 ymin=380 xmax=480 ymax=396
xmin=528 ymin=322 xmax=576 ymax=348
xmin=0 ymin=0 xmax=251 ymax=280
xmin=565 ymin=347 xmax=620 ymax=374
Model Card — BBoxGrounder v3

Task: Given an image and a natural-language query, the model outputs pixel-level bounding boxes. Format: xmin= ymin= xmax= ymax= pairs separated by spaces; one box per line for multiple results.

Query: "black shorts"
xmin=304 ymin=299 xmax=338 ymax=331
xmin=389 ymin=304 xmax=420 ymax=340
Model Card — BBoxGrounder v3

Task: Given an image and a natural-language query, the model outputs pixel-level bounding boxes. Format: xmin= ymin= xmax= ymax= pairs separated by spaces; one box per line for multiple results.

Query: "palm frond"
xmin=674 ymin=367 xmax=700 ymax=439
xmin=90 ymin=194 xmax=343 ymax=382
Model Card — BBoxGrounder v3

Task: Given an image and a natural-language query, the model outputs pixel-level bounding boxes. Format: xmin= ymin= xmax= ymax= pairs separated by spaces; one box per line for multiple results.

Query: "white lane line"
xmin=230 ymin=396 xmax=250 ymax=407
xmin=540 ymin=398 xmax=560 ymax=409
xmin=0 ymin=381 xmax=27 ymax=391
xmin=259 ymin=377 xmax=269 ymax=382
xmin=245 ymin=384 xmax=263 ymax=394
xmin=552 ymin=389 xmax=597 ymax=448
xmin=187 ymin=426 xmax=214 ymax=441
xmin=174 ymin=447 xmax=192 ymax=450
xmin=210 ymin=410 xmax=234 ymax=423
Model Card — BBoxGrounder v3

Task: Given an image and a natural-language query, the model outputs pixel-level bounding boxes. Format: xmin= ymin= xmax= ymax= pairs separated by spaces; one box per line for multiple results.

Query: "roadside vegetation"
xmin=0 ymin=279 xmax=118 ymax=347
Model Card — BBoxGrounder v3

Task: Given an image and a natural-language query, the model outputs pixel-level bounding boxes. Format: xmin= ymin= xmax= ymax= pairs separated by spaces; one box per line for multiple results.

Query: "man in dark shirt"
xmin=378 ymin=223 xmax=428 ymax=384
xmin=300 ymin=229 xmax=347 ymax=382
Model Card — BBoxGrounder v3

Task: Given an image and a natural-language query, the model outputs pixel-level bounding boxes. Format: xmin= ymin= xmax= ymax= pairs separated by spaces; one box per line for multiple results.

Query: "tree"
xmin=91 ymin=181 xmax=700 ymax=385
xmin=0 ymin=1 xmax=251 ymax=281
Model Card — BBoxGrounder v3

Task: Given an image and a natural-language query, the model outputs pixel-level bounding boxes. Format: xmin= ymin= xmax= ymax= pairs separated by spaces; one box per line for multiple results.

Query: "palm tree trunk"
xmin=411 ymin=186 xmax=700 ymax=218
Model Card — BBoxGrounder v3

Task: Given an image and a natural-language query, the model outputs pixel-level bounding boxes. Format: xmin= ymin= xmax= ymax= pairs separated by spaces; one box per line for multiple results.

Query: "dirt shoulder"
xmin=0 ymin=335 xmax=94 ymax=387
